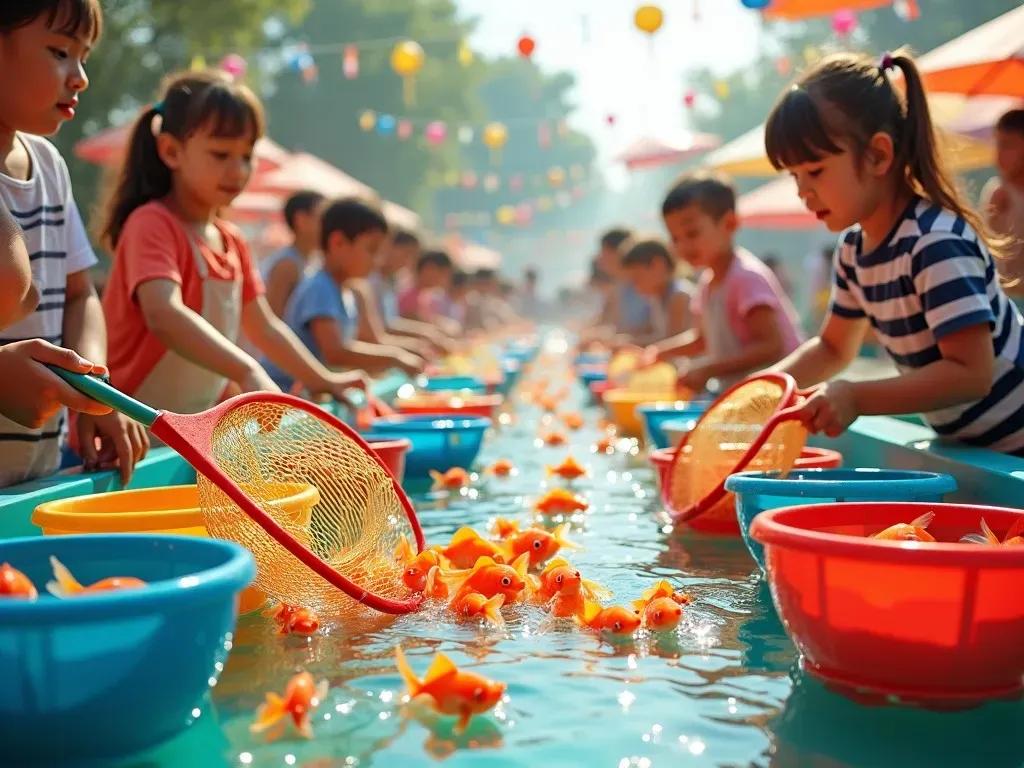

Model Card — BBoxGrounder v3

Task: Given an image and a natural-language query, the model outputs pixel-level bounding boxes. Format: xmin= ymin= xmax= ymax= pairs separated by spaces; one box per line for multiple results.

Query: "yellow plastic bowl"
xmin=604 ymin=388 xmax=684 ymax=438
xmin=32 ymin=483 xmax=320 ymax=614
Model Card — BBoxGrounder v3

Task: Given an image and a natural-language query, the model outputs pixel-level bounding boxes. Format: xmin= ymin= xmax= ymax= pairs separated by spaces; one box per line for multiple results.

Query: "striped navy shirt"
xmin=831 ymin=197 xmax=1024 ymax=453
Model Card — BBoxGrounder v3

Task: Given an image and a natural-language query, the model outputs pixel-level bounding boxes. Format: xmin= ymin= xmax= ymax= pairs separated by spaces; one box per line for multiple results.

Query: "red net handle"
xmin=154 ymin=391 xmax=426 ymax=615
xmin=663 ymin=372 xmax=814 ymax=524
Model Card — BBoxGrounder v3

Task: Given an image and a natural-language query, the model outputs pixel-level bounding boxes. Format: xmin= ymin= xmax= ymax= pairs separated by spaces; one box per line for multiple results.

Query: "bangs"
xmin=48 ymin=0 xmax=102 ymax=43
xmin=765 ymin=86 xmax=843 ymax=171
xmin=187 ymin=84 xmax=265 ymax=145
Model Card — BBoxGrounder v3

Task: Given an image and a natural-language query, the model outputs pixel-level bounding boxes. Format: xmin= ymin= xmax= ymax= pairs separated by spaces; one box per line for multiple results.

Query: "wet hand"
xmin=78 ymin=411 xmax=150 ymax=486
xmin=794 ymin=380 xmax=859 ymax=438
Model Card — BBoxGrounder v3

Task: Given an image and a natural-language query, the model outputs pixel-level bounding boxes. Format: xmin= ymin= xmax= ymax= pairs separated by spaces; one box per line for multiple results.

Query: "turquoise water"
xmin=129 ymin=355 xmax=1024 ymax=768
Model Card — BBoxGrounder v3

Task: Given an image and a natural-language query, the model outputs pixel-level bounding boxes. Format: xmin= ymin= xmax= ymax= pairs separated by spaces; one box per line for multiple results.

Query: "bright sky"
xmin=457 ymin=0 xmax=765 ymax=186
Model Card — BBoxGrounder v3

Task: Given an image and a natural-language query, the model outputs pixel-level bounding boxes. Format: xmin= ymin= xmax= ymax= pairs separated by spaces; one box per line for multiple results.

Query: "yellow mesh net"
xmin=197 ymin=401 xmax=418 ymax=616
xmin=624 ymin=362 xmax=678 ymax=396
xmin=669 ymin=378 xmax=807 ymax=523
xmin=608 ymin=351 xmax=640 ymax=384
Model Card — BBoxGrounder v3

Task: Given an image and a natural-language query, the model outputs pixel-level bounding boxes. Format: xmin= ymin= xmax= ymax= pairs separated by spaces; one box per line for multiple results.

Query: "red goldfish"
xmin=593 ymin=435 xmax=616 ymax=454
xmin=638 ymin=597 xmax=683 ymax=632
xmin=449 ymin=592 xmax=506 ymax=628
xmin=486 ymin=459 xmax=516 ymax=477
xmin=535 ymin=488 xmax=589 ymax=516
xmin=503 ymin=523 xmax=581 ymax=568
xmin=250 ymin=671 xmax=329 ymax=740
xmin=395 ymin=647 xmax=506 ymax=734
xmin=423 ymin=565 xmax=450 ymax=599
xmin=540 ymin=431 xmax=568 ymax=447
xmin=871 ymin=512 xmax=936 ymax=542
xmin=633 ymin=580 xmax=694 ymax=610
xmin=538 ymin=396 xmax=559 ymax=413
xmin=546 ymin=568 xmax=586 ymax=619
xmin=403 ymin=549 xmax=448 ymax=592
xmin=430 ymin=468 xmax=472 ymax=491
xmin=577 ymin=600 xmax=642 ymax=636
xmin=0 ymin=563 xmax=37 ymax=600
xmin=527 ymin=557 xmax=612 ymax=604
xmin=437 ymin=554 xmax=530 ymax=604
xmin=489 ymin=517 xmax=521 ymax=540
xmin=546 ymin=456 xmax=588 ymax=481
xmin=264 ymin=603 xmax=321 ymax=637
xmin=961 ymin=518 xmax=1024 ymax=547
xmin=561 ymin=412 xmax=584 ymax=431
xmin=46 ymin=556 xmax=146 ymax=598
xmin=437 ymin=527 xmax=506 ymax=569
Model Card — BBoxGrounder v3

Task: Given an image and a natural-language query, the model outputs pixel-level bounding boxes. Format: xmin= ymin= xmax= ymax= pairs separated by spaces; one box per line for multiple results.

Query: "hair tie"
xmin=879 ymin=52 xmax=895 ymax=73
xmin=152 ymin=100 xmax=165 ymax=115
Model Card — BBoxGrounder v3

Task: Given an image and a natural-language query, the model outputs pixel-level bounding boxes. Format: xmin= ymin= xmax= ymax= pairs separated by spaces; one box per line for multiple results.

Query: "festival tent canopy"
xmin=736 ymin=175 xmax=819 ymax=230
xmin=614 ymin=133 xmax=722 ymax=171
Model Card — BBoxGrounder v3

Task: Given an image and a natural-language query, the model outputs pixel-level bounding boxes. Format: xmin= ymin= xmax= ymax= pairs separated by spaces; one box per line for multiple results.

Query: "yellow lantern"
xmin=714 ymin=81 xmax=730 ymax=100
xmin=496 ymin=205 xmax=516 ymax=226
xmin=443 ymin=169 xmax=460 ymax=187
xmin=537 ymin=195 xmax=554 ymax=212
xmin=358 ymin=110 xmax=377 ymax=132
xmin=458 ymin=40 xmax=473 ymax=66
xmin=482 ymin=122 xmax=509 ymax=164
xmin=547 ymin=167 xmax=566 ymax=187
xmin=391 ymin=41 xmax=425 ymax=106
xmin=634 ymin=5 xmax=664 ymax=36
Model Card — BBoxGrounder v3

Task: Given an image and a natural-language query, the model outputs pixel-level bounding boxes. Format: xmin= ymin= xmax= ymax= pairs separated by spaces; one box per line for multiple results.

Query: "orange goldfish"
xmin=264 ymin=603 xmax=321 ymax=637
xmin=394 ymin=647 xmax=506 ymax=734
xmin=449 ymin=592 xmax=506 ymax=627
xmin=561 ymin=412 xmax=584 ymax=431
xmin=535 ymin=488 xmax=589 ymax=516
xmin=593 ymin=435 xmax=616 ymax=454
xmin=638 ymin=597 xmax=683 ymax=632
xmin=423 ymin=565 xmax=450 ymax=599
xmin=540 ymin=431 xmax=568 ymax=447
xmin=486 ymin=459 xmax=516 ymax=477
xmin=0 ymin=563 xmax=37 ymax=600
xmin=489 ymin=517 xmax=521 ymax=540
xmin=250 ymin=671 xmax=329 ymax=740
xmin=46 ymin=556 xmax=146 ymax=598
xmin=576 ymin=600 xmax=642 ymax=636
xmin=527 ymin=557 xmax=612 ymax=604
xmin=871 ymin=512 xmax=936 ymax=542
xmin=961 ymin=518 xmax=1024 ymax=547
xmin=633 ymin=580 xmax=694 ymax=610
xmin=437 ymin=527 xmax=506 ymax=569
xmin=538 ymin=396 xmax=559 ymax=413
xmin=403 ymin=549 xmax=449 ymax=592
xmin=546 ymin=456 xmax=588 ymax=480
xmin=546 ymin=568 xmax=586 ymax=619
xmin=437 ymin=554 xmax=530 ymax=604
xmin=430 ymin=468 xmax=472 ymax=491
xmin=503 ymin=523 xmax=582 ymax=568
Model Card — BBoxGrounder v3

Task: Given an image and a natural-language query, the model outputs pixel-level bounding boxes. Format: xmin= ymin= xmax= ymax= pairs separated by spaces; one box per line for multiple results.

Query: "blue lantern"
xmin=376 ymin=114 xmax=397 ymax=136
xmin=740 ymin=0 xmax=772 ymax=8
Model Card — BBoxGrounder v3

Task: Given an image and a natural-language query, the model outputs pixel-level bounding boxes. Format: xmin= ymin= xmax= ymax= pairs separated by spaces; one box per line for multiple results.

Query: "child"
xmin=263 ymin=197 xmax=424 ymax=391
xmin=0 ymin=0 xmax=147 ymax=487
xmin=100 ymin=71 xmax=367 ymax=421
xmin=262 ymin=189 xmax=324 ymax=318
xmin=763 ymin=50 xmax=1024 ymax=453
xmin=621 ymin=238 xmax=693 ymax=341
xmin=649 ymin=171 xmax=802 ymax=392
xmin=596 ymin=227 xmax=655 ymax=340
xmin=982 ymin=109 xmax=1024 ymax=303
xmin=399 ymin=248 xmax=461 ymax=337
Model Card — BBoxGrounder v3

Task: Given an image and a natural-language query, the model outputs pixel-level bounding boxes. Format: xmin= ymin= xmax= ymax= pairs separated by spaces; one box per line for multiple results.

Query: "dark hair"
xmin=417 ymin=249 xmax=453 ymax=273
xmin=996 ymin=109 xmax=1024 ymax=136
xmin=621 ymin=238 xmax=674 ymax=268
xmin=765 ymin=49 xmax=996 ymax=254
xmin=473 ymin=269 xmax=497 ymax=282
xmin=320 ymin=197 xmax=387 ymax=249
xmin=524 ymin=268 xmax=538 ymax=282
xmin=599 ymin=227 xmax=633 ymax=251
xmin=662 ymin=171 xmax=737 ymax=219
xmin=589 ymin=259 xmax=612 ymax=285
xmin=451 ymin=270 xmax=469 ymax=288
xmin=98 ymin=70 xmax=264 ymax=249
xmin=392 ymin=229 xmax=421 ymax=248
xmin=1 ymin=0 xmax=101 ymax=41
xmin=283 ymin=190 xmax=324 ymax=232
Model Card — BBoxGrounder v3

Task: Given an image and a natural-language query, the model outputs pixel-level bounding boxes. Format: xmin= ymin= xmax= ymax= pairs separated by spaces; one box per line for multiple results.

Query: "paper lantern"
xmin=683 ymin=89 xmax=696 ymax=108
xmin=482 ymin=122 xmax=509 ymax=164
xmin=776 ymin=56 xmax=792 ymax=77
xmin=359 ymin=111 xmax=377 ymax=132
xmin=458 ymin=40 xmax=473 ymax=66
xmin=547 ymin=167 xmax=566 ymax=187
xmin=804 ymin=45 xmax=821 ymax=65
xmin=190 ymin=54 xmax=207 ymax=71
xmin=376 ymin=114 xmax=396 ymax=136
xmin=537 ymin=196 xmax=554 ymax=212
xmin=606 ymin=114 xmax=616 ymax=126
xmin=515 ymin=203 xmax=533 ymax=225
xmin=714 ymin=81 xmax=730 ymax=99
xmin=831 ymin=9 xmax=857 ymax=38
xmin=634 ymin=5 xmax=664 ymax=35
xmin=894 ymin=0 xmax=920 ymax=21
xmin=301 ymin=62 xmax=319 ymax=84
xmin=425 ymin=121 xmax=448 ymax=145
xmin=496 ymin=205 xmax=517 ymax=226
xmin=461 ymin=171 xmax=478 ymax=189
xmin=443 ymin=170 xmax=460 ymax=187
xmin=484 ymin=174 xmax=500 ymax=193
xmin=343 ymin=45 xmax=359 ymax=79
xmin=570 ymin=165 xmax=584 ymax=181
xmin=509 ymin=174 xmax=525 ymax=191
xmin=538 ymin=122 xmax=552 ymax=148
xmin=397 ymin=120 xmax=413 ymax=140
xmin=517 ymin=35 xmax=536 ymax=58
xmin=458 ymin=125 xmax=474 ymax=145
xmin=740 ymin=0 xmax=771 ymax=8
xmin=391 ymin=41 xmax=425 ymax=106
xmin=220 ymin=53 xmax=247 ymax=78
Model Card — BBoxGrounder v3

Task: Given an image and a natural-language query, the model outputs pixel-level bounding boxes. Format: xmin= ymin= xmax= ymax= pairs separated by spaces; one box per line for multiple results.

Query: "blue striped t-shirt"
xmin=831 ymin=197 xmax=1024 ymax=453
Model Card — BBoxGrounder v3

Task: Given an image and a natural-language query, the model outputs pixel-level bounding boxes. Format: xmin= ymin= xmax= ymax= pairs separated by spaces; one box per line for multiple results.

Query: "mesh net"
xmin=608 ymin=352 xmax=640 ymax=384
xmin=197 ymin=401 xmax=419 ymax=616
xmin=624 ymin=362 xmax=678 ymax=396
xmin=667 ymin=377 xmax=807 ymax=524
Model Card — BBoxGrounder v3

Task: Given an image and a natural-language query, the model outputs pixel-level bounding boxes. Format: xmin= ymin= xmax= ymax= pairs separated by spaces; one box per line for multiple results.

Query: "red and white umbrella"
xmin=736 ymin=175 xmax=820 ymax=230
xmin=615 ymin=133 xmax=721 ymax=171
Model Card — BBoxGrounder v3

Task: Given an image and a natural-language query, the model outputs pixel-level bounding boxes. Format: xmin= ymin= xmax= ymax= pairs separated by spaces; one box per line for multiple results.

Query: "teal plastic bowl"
xmin=0 ymin=534 xmax=255 ymax=765
xmin=638 ymin=401 xmax=708 ymax=449
xmin=725 ymin=468 xmax=958 ymax=572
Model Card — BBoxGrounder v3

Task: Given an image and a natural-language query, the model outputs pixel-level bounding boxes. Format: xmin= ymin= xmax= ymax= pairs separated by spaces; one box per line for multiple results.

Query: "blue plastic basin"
xmin=638 ymin=401 xmax=708 ymax=449
xmin=578 ymin=368 xmax=608 ymax=388
xmin=415 ymin=375 xmax=488 ymax=394
xmin=725 ymin=468 xmax=958 ymax=572
xmin=369 ymin=415 xmax=491 ymax=478
xmin=0 ymin=534 xmax=255 ymax=765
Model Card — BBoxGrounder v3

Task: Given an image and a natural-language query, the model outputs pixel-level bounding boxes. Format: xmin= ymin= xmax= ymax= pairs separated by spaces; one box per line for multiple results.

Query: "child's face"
xmin=383 ymin=241 xmax=419 ymax=274
xmin=325 ymin=229 xmax=384 ymax=279
xmin=597 ymin=244 xmax=623 ymax=276
xmin=625 ymin=261 xmax=669 ymax=297
xmin=292 ymin=207 xmax=322 ymax=250
xmin=996 ymin=128 xmax=1024 ymax=184
xmin=662 ymin=205 xmax=735 ymax=270
xmin=0 ymin=12 xmax=92 ymax=136
xmin=159 ymin=124 xmax=255 ymax=209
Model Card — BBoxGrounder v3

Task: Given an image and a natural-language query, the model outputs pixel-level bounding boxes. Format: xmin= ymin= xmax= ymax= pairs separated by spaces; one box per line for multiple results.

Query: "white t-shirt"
xmin=0 ymin=133 xmax=97 ymax=487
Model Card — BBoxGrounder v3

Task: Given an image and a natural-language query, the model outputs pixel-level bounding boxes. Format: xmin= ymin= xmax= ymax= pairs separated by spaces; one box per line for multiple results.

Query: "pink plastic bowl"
xmin=752 ymin=501 xmax=1024 ymax=704
xmin=364 ymin=437 xmax=412 ymax=483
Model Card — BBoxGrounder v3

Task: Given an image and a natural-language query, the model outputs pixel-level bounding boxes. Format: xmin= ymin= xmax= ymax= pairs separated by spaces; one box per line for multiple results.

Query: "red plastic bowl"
xmin=395 ymin=393 xmax=504 ymax=419
xmin=648 ymin=446 xmax=843 ymax=496
xmin=589 ymin=380 xmax=612 ymax=403
xmin=752 ymin=501 xmax=1024 ymax=703
xmin=364 ymin=437 xmax=411 ymax=483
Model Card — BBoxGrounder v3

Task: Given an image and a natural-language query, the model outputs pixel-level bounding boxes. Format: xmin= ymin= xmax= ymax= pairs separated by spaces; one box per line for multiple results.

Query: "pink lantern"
xmin=683 ymin=89 xmax=696 ymax=109
xmin=509 ymin=174 xmax=524 ymax=191
xmin=831 ymin=9 xmax=857 ymax=38
xmin=425 ymin=121 xmax=448 ymax=145
xmin=515 ymin=203 xmax=533 ymax=225
xmin=343 ymin=45 xmax=359 ymax=79
xmin=460 ymin=171 xmax=478 ymax=189
xmin=537 ymin=122 xmax=552 ymax=148
xmin=397 ymin=120 xmax=413 ymax=140
xmin=220 ymin=53 xmax=247 ymax=78
xmin=606 ymin=114 xmax=616 ymax=126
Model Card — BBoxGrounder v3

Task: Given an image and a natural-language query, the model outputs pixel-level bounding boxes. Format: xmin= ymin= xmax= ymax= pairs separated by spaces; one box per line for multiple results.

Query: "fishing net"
xmin=624 ymin=362 xmax=678 ymax=396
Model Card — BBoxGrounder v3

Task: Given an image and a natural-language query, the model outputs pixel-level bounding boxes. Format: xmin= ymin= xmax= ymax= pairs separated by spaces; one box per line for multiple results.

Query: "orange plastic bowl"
xmin=752 ymin=501 xmax=1024 ymax=703
xmin=363 ymin=437 xmax=412 ymax=483
xmin=395 ymin=393 xmax=504 ymax=419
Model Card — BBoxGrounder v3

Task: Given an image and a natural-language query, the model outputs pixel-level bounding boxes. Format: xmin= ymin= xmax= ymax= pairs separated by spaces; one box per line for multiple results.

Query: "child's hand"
xmin=640 ymin=345 xmax=662 ymax=367
xmin=0 ymin=340 xmax=112 ymax=428
xmin=77 ymin=412 xmax=150 ymax=486
xmin=394 ymin=351 xmax=426 ymax=377
xmin=678 ymin=363 xmax=712 ymax=394
xmin=240 ymin=366 xmax=282 ymax=394
xmin=312 ymin=370 xmax=371 ymax=409
xmin=793 ymin=380 xmax=859 ymax=438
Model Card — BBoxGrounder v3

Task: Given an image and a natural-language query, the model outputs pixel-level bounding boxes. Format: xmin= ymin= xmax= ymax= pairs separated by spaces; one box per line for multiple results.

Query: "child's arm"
xmin=388 ymin=316 xmax=453 ymax=354
xmin=264 ymin=258 xmax=301 ymax=319
xmin=665 ymin=291 xmax=691 ymax=338
xmin=308 ymin=316 xmax=423 ymax=377
xmin=0 ymin=199 xmax=38 ymax=328
xmin=350 ymin=280 xmax=433 ymax=359
xmin=648 ymin=329 xmax=706 ymax=361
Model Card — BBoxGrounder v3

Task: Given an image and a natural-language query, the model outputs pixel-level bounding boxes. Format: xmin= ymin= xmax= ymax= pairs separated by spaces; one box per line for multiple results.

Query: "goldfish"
xmin=485 ymin=459 xmax=516 ymax=477
xmin=394 ymin=647 xmax=506 ymax=734
xmin=489 ymin=517 xmax=521 ymax=540
xmin=546 ymin=568 xmax=586 ymax=619
xmin=593 ymin=435 xmax=616 ymax=454
xmin=503 ymin=523 xmax=582 ymax=568
xmin=264 ymin=603 xmax=321 ymax=637
xmin=0 ymin=563 xmax=37 ymax=600
xmin=250 ymin=671 xmax=329 ymax=740
xmin=430 ymin=468 xmax=472 ymax=491
xmin=633 ymin=580 xmax=694 ymax=611
xmin=527 ymin=557 xmax=613 ymax=604
xmin=423 ymin=565 xmax=450 ymax=599
xmin=437 ymin=554 xmax=530 ymax=604
xmin=961 ymin=518 xmax=1024 ymax=547
xmin=638 ymin=597 xmax=683 ymax=632
xmin=449 ymin=592 xmax=506 ymax=628
xmin=561 ymin=412 xmax=584 ymax=431
xmin=576 ymin=600 xmax=642 ymax=636
xmin=871 ymin=511 xmax=936 ymax=542
xmin=403 ymin=549 xmax=449 ymax=592
xmin=45 ymin=556 xmax=146 ymax=598
xmin=541 ymin=431 xmax=568 ymax=447
xmin=535 ymin=488 xmax=589 ymax=516
xmin=546 ymin=456 xmax=588 ymax=481
xmin=538 ymin=397 xmax=559 ymax=413
xmin=436 ymin=527 xmax=506 ymax=569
